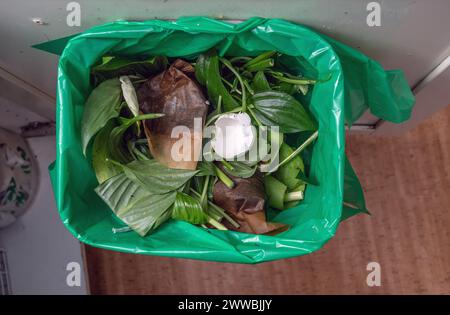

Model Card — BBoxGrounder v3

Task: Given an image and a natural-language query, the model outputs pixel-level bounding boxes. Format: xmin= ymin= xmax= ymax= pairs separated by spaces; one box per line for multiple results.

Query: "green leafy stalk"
xmin=243 ymin=51 xmax=276 ymax=68
xmin=229 ymin=56 xmax=252 ymax=64
xmin=190 ymin=188 xmax=240 ymax=229
xmin=112 ymin=226 xmax=132 ymax=234
xmin=195 ymin=53 xmax=239 ymax=111
xmin=220 ymin=160 xmax=234 ymax=171
xmin=222 ymin=161 xmax=257 ymax=179
xmin=205 ymin=95 xmax=223 ymax=127
xmin=247 ymin=107 xmax=263 ymax=127
xmin=268 ymin=70 xmax=317 ymax=85
xmin=273 ymin=75 xmax=317 ymax=85
xmin=270 ymin=131 xmax=318 ymax=172
xmin=242 ymin=79 xmax=255 ymax=95
xmin=200 ymin=175 xmax=210 ymax=210
xmin=214 ymin=164 xmax=235 ymax=189
xmin=119 ymin=113 xmax=165 ymax=126
xmin=220 ymin=57 xmax=247 ymax=112
xmin=132 ymin=145 xmax=150 ymax=161
xmin=284 ymin=190 xmax=304 ymax=202
xmin=207 ymin=217 xmax=228 ymax=230
xmin=244 ymin=58 xmax=274 ymax=72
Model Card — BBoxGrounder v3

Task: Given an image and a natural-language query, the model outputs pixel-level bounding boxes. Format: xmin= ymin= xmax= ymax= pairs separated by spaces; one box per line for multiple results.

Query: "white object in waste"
xmin=211 ymin=113 xmax=255 ymax=160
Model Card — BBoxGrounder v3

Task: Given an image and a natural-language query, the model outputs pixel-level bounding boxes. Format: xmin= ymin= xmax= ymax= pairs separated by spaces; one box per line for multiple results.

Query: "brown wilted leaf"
xmin=137 ymin=61 xmax=208 ymax=170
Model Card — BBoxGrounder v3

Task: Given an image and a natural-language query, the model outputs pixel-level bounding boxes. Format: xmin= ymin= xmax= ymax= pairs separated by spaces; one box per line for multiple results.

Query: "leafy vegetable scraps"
xmin=82 ymin=51 xmax=320 ymax=237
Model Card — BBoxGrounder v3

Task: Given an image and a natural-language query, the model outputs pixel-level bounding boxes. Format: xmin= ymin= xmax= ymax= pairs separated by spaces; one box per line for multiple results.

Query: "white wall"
xmin=0 ymin=134 xmax=87 ymax=295
xmin=1 ymin=0 xmax=450 ymax=125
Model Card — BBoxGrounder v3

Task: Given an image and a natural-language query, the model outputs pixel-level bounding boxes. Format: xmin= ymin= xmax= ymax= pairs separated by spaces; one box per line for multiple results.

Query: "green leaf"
xmin=252 ymin=71 xmax=271 ymax=93
xmin=243 ymin=51 xmax=276 ymax=69
xmin=92 ymin=56 xmax=168 ymax=85
xmin=122 ymin=159 xmax=198 ymax=194
xmin=264 ymin=175 xmax=287 ymax=210
xmin=194 ymin=53 xmax=207 ymax=85
xmin=119 ymin=76 xmax=139 ymax=117
xmin=118 ymin=191 xmax=176 ymax=236
xmin=274 ymin=143 xmax=304 ymax=190
xmin=195 ymin=52 xmax=239 ymax=111
xmin=108 ymin=123 xmax=133 ymax=164
xmin=222 ymin=161 xmax=257 ymax=179
xmin=196 ymin=161 xmax=215 ymax=176
xmin=268 ymin=70 xmax=317 ymax=85
xmin=172 ymin=192 xmax=208 ymax=224
xmin=244 ymin=58 xmax=274 ymax=72
xmin=81 ymin=78 xmax=122 ymax=155
xmin=95 ymin=173 xmax=176 ymax=236
xmin=92 ymin=122 xmax=122 ymax=184
xmin=250 ymin=91 xmax=316 ymax=133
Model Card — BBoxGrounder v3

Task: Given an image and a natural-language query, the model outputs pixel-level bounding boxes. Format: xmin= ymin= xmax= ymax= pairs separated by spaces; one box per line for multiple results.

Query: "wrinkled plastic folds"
xmin=38 ymin=17 xmax=414 ymax=263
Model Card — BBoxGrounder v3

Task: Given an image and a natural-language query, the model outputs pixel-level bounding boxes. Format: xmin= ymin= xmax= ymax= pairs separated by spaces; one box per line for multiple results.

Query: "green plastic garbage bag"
xmin=37 ymin=17 xmax=414 ymax=263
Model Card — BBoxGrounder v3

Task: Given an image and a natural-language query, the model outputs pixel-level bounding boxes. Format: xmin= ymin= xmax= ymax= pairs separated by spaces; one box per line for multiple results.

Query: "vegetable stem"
xmin=112 ymin=226 xmax=132 ymax=234
xmin=135 ymin=139 xmax=148 ymax=144
xmin=207 ymin=216 xmax=228 ymax=230
xmin=129 ymin=113 xmax=165 ymax=123
xmin=284 ymin=191 xmax=304 ymax=202
xmin=214 ymin=164 xmax=235 ymax=189
xmin=131 ymin=79 xmax=148 ymax=84
xmin=243 ymin=51 xmax=276 ymax=68
xmin=244 ymin=59 xmax=274 ymax=72
xmin=200 ymin=175 xmax=210 ymax=210
xmin=220 ymin=160 xmax=234 ymax=170
xmin=220 ymin=58 xmax=247 ymax=112
xmin=229 ymin=56 xmax=252 ymax=64
xmin=190 ymin=188 xmax=240 ymax=228
xmin=132 ymin=146 xmax=150 ymax=161
xmin=268 ymin=71 xmax=317 ymax=85
xmin=120 ymin=113 xmax=165 ymax=126
xmin=222 ymin=78 xmax=241 ymax=94
xmin=247 ymin=107 xmax=263 ymax=127
xmin=243 ymin=79 xmax=255 ymax=95
xmin=270 ymin=131 xmax=318 ymax=172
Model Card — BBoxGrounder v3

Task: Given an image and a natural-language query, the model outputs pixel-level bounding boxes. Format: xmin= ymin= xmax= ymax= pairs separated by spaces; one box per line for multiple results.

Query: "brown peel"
xmin=213 ymin=170 xmax=289 ymax=235
xmin=137 ymin=60 xmax=208 ymax=170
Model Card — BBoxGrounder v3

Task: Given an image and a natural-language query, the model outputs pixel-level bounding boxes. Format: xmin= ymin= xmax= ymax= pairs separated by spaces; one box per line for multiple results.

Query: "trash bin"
xmin=37 ymin=17 xmax=414 ymax=263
